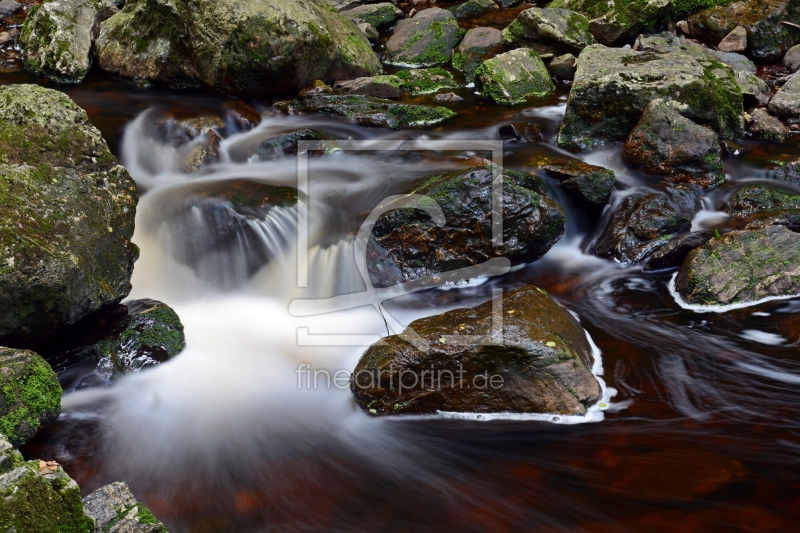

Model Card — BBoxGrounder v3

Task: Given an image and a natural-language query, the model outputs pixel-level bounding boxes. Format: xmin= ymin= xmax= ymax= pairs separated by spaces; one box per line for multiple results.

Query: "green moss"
xmin=671 ymin=0 xmax=731 ymax=19
xmin=393 ymin=68 xmax=458 ymax=95
xmin=0 ymin=352 xmax=61 ymax=448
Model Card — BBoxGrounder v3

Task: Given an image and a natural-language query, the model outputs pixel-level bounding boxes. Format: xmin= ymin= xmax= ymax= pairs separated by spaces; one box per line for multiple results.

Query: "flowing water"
xmin=5 ymin=24 xmax=800 ymax=533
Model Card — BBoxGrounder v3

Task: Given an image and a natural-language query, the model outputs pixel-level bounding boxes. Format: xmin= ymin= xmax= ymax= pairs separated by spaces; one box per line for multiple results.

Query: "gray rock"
xmin=784 ymin=44 xmax=800 ymax=73
xmin=449 ymin=0 xmax=498 ymax=21
xmin=717 ymin=25 xmax=747 ymax=52
xmin=769 ymin=72 xmax=800 ymax=119
xmin=709 ymin=50 xmax=756 ymax=73
xmin=384 ymin=7 xmax=461 ymax=67
xmin=474 ymin=48 xmax=555 ymax=105
xmin=0 ymin=0 xmax=22 ymax=18
xmin=503 ymin=7 xmax=595 ymax=56
xmin=452 ymin=26 xmax=503 ymax=83
xmin=357 ymin=22 xmax=379 ymax=42
xmin=547 ymin=0 xmax=671 ymax=45
xmin=747 ymin=107 xmax=789 ymax=141
xmin=341 ymin=2 xmax=403 ymax=29
xmin=548 ymin=53 xmax=577 ymax=80
xmin=83 ymin=481 xmax=169 ymax=533
xmin=735 ymin=70 xmax=770 ymax=105
xmin=643 ymin=230 xmax=714 ymax=271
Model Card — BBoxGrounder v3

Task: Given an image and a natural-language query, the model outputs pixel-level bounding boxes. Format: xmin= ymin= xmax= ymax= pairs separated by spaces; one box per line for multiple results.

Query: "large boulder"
xmin=0 ymin=84 xmax=138 ymax=348
xmin=503 ymin=7 xmax=595 ymax=56
xmin=725 ymin=184 xmax=800 ymax=231
xmin=534 ymin=155 xmax=616 ymax=208
xmin=351 ymin=286 xmax=602 ymax=416
xmin=452 ymin=26 xmax=504 ymax=83
xmin=0 ymin=347 xmax=61 ymax=447
xmin=473 ymin=48 xmax=555 ymax=105
xmin=83 ymin=481 xmax=169 ymax=533
xmin=784 ymin=44 xmax=800 ymax=72
xmin=768 ymin=71 xmax=800 ymax=119
xmin=384 ymin=7 xmax=462 ymax=67
xmin=622 ymin=99 xmax=725 ymax=189
xmin=19 ymin=0 xmax=102 ymax=83
xmin=688 ymin=0 xmax=800 ymax=63
xmin=367 ymin=164 xmax=565 ymax=287
xmin=676 ymin=226 xmax=800 ymax=306
xmin=558 ymin=40 xmax=745 ymax=150
xmin=95 ymin=0 xmax=381 ymax=97
xmin=548 ymin=0 xmax=671 ymax=46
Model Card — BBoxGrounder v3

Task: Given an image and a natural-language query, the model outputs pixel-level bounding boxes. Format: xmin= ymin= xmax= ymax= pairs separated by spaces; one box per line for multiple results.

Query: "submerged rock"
xmin=83 ymin=481 xmax=169 ymax=533
xmin=548 ymin=0 xmax=671 ymax=46
xmin=384 ymin=7 xmax=462 ymax=67
xmin=503 ymin=7 xmax=595 ymax=56
xmin=622 ymin=99 xmax=725 ymax=190
xmin=0 ymin=348 xmax=61 ymax=447
xmin=558 ymin=40 xmax=744 ymax=150
xmin=452 ymin=26 xmax=504 ymax=82
xmin=0 ymin=84 xmax=138 ymax=348
xmin=19 ymin=0 xmax=102 ymax=83
xmin=351 ymin=286 xmax=602 ymax=416
xmin=589 ymin=192 xmax=692 ymax=264
xmin=726 ymin=184 xmax=800 ymax=231
xmin=768 ymin=71 xmax=800 ymax=119
xmin=95 ymin=0 xmax=380 ymax=97
xmin=474 ymin=48 xmax=555 ymax=105
xmin=341 ymin=2 xmax=403 ymax=29
xmin=676 ymin=225 xmax=800 ymax=306
xmin=367 ymin=164 xmax=565 ymax=287
xmin=535 ymin=156 xmax=616 ymax=208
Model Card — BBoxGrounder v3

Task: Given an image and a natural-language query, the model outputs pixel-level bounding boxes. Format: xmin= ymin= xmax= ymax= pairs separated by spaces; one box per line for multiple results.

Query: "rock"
xmin=767 ymin=159 xmax=800 ymax=185
xmin=0 ymin=28 xmax=19 ymax=47
xmin=622 ymin=99 xmax=725 ymax=190
xmin=278 ymin=94 xmax=456 ymax=129
xmin=558 ymin=41 xmax=745 ymax=150
xmin=676 ymin=226 xmax=800 ymax=306
xmin=548 ymin=0 xmax=671 ymax=46
xmin=351 ymin=286 xmax=602 ymax=416
xmin=433 ymin=92 xmax=463 ymax=103
xmin=179 ymin=129 xmax=221 ymax=173
xmin=747 ymin=107 xmax=789 ymax=141
xmin=0 ymin=0 xmax=22 ymax=18
xmin=247 ymin=129 xmax=334 ymax=162
xmin=643 ymin=230 xmax=714 ymax=271
xmin=367 ymin=164 xmax=565 ymax=287
xmin=503 ymin=7 xmax=595 ymax=56
xmin=0 ymin=450 xmax=96 ymax=533
xmin=498 ymin=122 xmax=542 ymax=143
xmin=0 ymin=84 xmax=138 ymax=348
xmin=452 ymin=26 xmax=503 ymax=83
xmin=449 ymin=0 xmax=498 ymax=21
xmin=341 ymin=2 xmax=403 ymax=29
xmin=335 ymin=76 xmax=404 ymax=99
xmin=95 ymin=0 xmax=380 ymax=97
xmin=735 ymin=70 xmax=770 ymax=106
xmin=589 ymin=192 xmax=692 ymax=264
xmin=688 ymin=0 xmax=800 ymax=63
xmin=709 ymin=50 xmax=757 ymax=73
xmin=474 ymin=48 xmax=555 ymax=105
xmin=677 ymin=20 xmax=690 ymax=36
xmin=548 ymin=53 xmax=577 ymax=80
xmin=83 ymin=481 xmax=169 ymax=533
xmin=784 ymin=44 xmax=800 ymax=72
xmin=391 ymin=68 xmax=459 ymax=95
xmin=19 ymin=0 xmax=102 ymax=83
xmin=496 ymin=0 xmax=521 ymax=7
xmin=384 ymin=7 xmax=462 ymax=67
xmin=534 ymin=155 xmax=616 ymax=208
xmin=768 ymin=71 xmax=800 ymax=119
xmin=357 ymin=22 xmax=379 ymax=42
xmin=0 ymin=348 xmax=61 ymax=447
xmin=726 ymin=184 xmax=800 ymax=231
xmin=717 ymin=25 xmax=747 ymax=52
xmin=0 ymin=435 xmax=21 ymax=473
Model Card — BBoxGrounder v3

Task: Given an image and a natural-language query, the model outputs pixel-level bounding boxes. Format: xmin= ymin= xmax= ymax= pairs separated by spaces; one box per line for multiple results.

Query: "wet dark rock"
xmin=0 ymin=0 xmax=21 ymax=19
xmin=747 ymin=107 xmax=789 ymax=141
xmin=19 ymin=0 xmax=102 ymax=83
xmin=503 ymin=7 xmax=595 ymax=56
xmin=688 ymin=0 xmax=800 ymax=63
xmin=589 ymin=192 xmax=692 ymax=265
xmin=497 ymin=0 xmax=522 ymax=7
xmin=335 ymin=76 xmax=404 ymax=99
xmin=643 ymin=230 xmax=714 ymax=271
xmin=559 ymin=40 xmax=744 ymax=150
xmin=474 ymin=48 xmax=555 ymax=105
xmin=449 ymin=0 xmax=498 ymax=21
xmin=548 ymin=0 xmax=671 ymax=46
xmin=717 ymin=25 xmax=747 ymax=52
xmin=367 ymin=164 xmax=565 ymax=288
xmin=351 ymin=286 xmax=601 ymax=416
xmin=222 ymin=101 xmax=262 ymax=130
xmin=0 ymin=84 xmax=138 ymax=349
xmin=498 ymin=122 xmax=542 ymax=143
xmin=784 ymin=44 xmax=800 ymax=72
xmin=676 ymin=225 xmax=800 ymax=306
xmin=384 ymin=7 xmax=462 ymax=67
xmin=726 ymin=184 xmax=800 ymax=231
xmin=622 ymin=99 xmax=725 ymax=190
xmin=248 ymin=129 xmax=335 ymax=162
xmin=767 ymin=158 xmax=800 ymax=185
xmin=548 ymin=53 xmax=577 ymax=80
xmin=180 ymin=129 xmax=221 ymax=173
xmin=341 ymin=2 xmax=403 ymax=29
xmin=0 ymin=348 xmax=61 ymax=447
xmin=83 ymin=481 xmax=169 ymax=533
xmin=535 ymin=155 xmax=616 ymax=208
xmin=452 ymin=26 xmax=504 ymax=83
xmin=95 ymin=0 xmax=381 ymax=97
xmin=666 ymin=183 xmax=702 ymax=217
xmin=768 ymin=71 xmax=800 ymax=119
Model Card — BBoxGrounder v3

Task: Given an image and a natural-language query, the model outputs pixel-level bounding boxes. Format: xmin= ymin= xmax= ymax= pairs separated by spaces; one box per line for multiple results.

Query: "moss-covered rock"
xmin=449 ymin=0 xmax=498 ymax=21
xmin=768 ymin=70 xmax=800 ymax=120
xmin=0 ymin=456 xmax=95 ymax=533
xmin=747 ymin=107 xmax=789 ymax=141
xmin=452 ymin=26 xmax=503 ymax=83
xmin=503 ymin=7 xmax=595 ymax=56
xmin=95 ymin=0 xmax=381 ymax=97
xmin=623 ymin=99 xmax=725 ymax=189
xmin=83 ymin=481 xmax=169 ymax=533
xmin=725 ymin=184 xmax=800 ymax=231
xmin=367 ymin=164 xmax=565 ymax=287
xmin=19 ymin=0 xmax=102 ymax=83
xmin=0 ymin=84 xmax=138 ymax=348
xmin=0 ymin=434 xmax=23 ymax=473
xmin=341 ymin=2 xmax=403 ymax=29
xmin=558 ymin=41 xmax=745 ymax=150
xmin=474 ymin=48 xmax=555 ymax=105
xmin=688 ymin=0 xmax=800 ymax=63
xmin=534 ymin=155 xmax=616 ymax=208
xmin=676 ymin=225 xmax=800 ymax=306
xmin=548 ymin=0 xmax=671 ymax=46
xmin=351 ymin=286 xmax=602 ymax=416
xmin=0 ymin=348 xmax=61 ymax=447
xmin=384 ymin=7 xmax=462 ymax=67
xmin=766 ymin=158 xmax=800 ymax=185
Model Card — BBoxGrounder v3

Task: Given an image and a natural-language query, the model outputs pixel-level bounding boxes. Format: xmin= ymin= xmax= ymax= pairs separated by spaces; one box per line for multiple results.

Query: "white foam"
xmin=668 ymin=272 xmax=800 ymax=313
xmin=739 ymin=330 xmax=786 ymax=345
